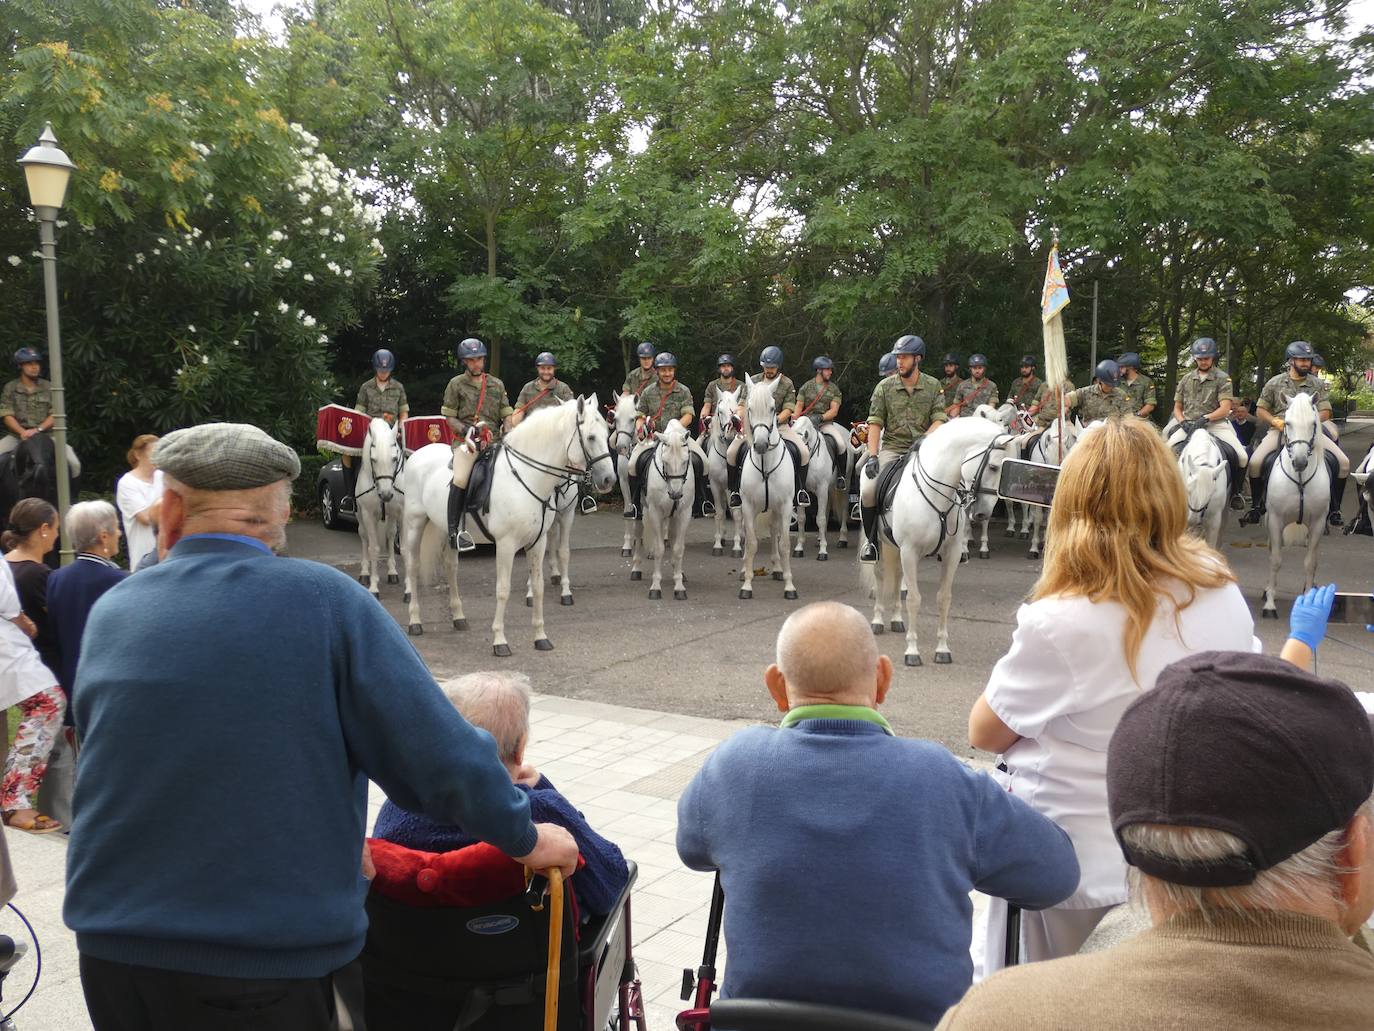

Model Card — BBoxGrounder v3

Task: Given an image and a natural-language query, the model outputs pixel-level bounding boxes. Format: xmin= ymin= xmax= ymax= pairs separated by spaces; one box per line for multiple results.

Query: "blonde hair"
xmin=1032 ymin=417 xmax=1233 ymax=679
xmin=127 ymin=433 xmax=159 ymax=468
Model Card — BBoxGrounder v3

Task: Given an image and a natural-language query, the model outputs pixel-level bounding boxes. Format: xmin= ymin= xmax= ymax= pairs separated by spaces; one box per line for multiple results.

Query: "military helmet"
xmin=1094 ymin=358 xmax=1121 ymax=386
xmin=812 ymin=355 xmax=834 ymax=371
xmin=1285 ymin=340 xmax=1316 ymax=362
xmin=534 ymin=351 xmax=557 ymax=367
xmin=1117 ymin=352 xmax=1141 ymax=369
xmin=759 ymin=345 xmax=784 ymax=368
xmin=968 ymin=353 xmax=989 ymax=367
xmin=371 ymin=349 xmax=395 ymax=372
xmin=892 ymin=335 xmax=925 ymax=357
xmin=654 ymin=351 xmax=677 ymax=369
xmin=942 ymin=352 xmax=960 ymax=366
xmin=636 ymin=341 xmax=656 ymax=359
xmin=13 ymin=347 xmax=41 ymax=366
xmin=717 ymin=353 xmax=736 ymax=367
xmin=1190 ymin=337 xmax=1218 ymax=360
xmin=1019 ymin=354 xmax=1038 ymax=367
xmin=1313 ymin=353 xmax=1326 ymax=369
xmin=457 ymin=337 xmax=487 ymax=360
xmin=878 ymin=352 xmax=898 ymax=376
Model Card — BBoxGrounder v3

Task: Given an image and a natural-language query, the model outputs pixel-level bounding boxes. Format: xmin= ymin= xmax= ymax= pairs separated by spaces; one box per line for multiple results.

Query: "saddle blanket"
xmin=402 ymin=415 xmax=453 ymax=454
xmin=317 ymin=404 xmax=369 ymax=456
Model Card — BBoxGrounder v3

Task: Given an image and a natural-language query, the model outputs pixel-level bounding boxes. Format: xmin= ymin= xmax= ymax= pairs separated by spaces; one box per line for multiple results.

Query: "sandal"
xmin=2 ymin=810 xmax=62 ymax=834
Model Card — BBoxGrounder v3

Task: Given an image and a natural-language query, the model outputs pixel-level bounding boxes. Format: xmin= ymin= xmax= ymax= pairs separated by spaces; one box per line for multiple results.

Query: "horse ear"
xmin=577 ymin=396 xmax=585 ymax=416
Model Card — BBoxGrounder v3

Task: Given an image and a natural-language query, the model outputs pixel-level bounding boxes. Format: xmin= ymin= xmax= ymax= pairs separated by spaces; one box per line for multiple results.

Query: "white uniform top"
xmin=984 ymin=581 xmax=1259 ymax=909
xmin=116 ymin=469 xmax=163 ymax=571
xmin=0 ymin=558 xmax=56 ymax=710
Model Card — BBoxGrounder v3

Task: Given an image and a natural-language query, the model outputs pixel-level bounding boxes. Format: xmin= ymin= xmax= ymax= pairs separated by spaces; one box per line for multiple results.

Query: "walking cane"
xmin=527 ymin=867 xmax=566 ymax=1031
xmin=1004 ymin=903 xmax=1022 ymax=968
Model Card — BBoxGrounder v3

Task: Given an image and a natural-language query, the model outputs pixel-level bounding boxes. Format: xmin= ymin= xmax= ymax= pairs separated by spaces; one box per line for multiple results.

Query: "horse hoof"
xmin=836 ymin=539 xmax=848 ymax=549
xmin=551 ymin=574 xmax=561 ymax=585
xmin=493 ymin=643 xmax=513 ymax=657
xmin=772 ymin=570 xmax=784 ymax=581
xmin=904 ymin=654 xmax=922 ymax=667
xmin=403 ymin=592 xmax=411 ymax=604
xmin=408 ymin=623 xmax=423 ymax=636
xmin=649 ymin=589 xmax=662 ymax=599
xmin=960 ymin=553 xmax=969 ymax=564
xmin=453 ymin=619 xmax=467 ymax=630
xmin=387 ymin=574 xmax=399 ymax=584
xmin=621 ymin=548 xmax=632 ymax=558
xmin=525 ymin=596 xmax=532 ymax=607
xmin=817 ymin=552 xmax=828 ymax=561
xmin=1017 ymin=531 xmax=1030 ymax=540
xmin=674 ymin=590 xmax=688 ymax=601
xmin=792 ymin=549 xmax=804 ymax=558
xmin=630 ymin=570 xmax=642 ymax=581
xmin=889 ymin=620 xmax=904 ymax=632
xmin=1027 ymin=551 xmax=1040 ymax=560
xmin=872 ymin=623 xmax=884 ymax=635
xmin=560 ymin=595 xmax=574 ymax=606
xmin=534 ymin=638 xmax=554 ymax=652
xmin=784 ymin=590 xmax=798 ymax=600
xmin=935 ymin=651 xmax=952 ymax=664
xmin=1261 ymin=607 xmax=1279 ymax=620
xmin=712 ymin=547 xmax=723 ymax=556
xmin=359 ymin=574 xmax=370 ymax=587
xmin=978 ymin=550 xmax=989 ymax=559
xmin=732 ymin=549 xmax=743 ymax=559
xmin=1003 ymin=528 xmax=1016 ymax=538
xmin=901 ymin=589 xmax=908 ymax=601
xmin=738 ymin=589 xmax=752 ymax=600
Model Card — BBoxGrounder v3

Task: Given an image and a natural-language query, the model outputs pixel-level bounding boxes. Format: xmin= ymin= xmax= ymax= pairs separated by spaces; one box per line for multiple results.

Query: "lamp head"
xmin=18 ymin=123 xmax=77 ymax=212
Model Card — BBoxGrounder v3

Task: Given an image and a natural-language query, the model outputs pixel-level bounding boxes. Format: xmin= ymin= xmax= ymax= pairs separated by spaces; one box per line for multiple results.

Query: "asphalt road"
xmin=284 ymin=420 xmax=1374 ymax=758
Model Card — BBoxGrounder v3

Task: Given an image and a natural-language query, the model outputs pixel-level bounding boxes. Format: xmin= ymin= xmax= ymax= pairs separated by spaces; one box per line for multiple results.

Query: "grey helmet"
xmin=892 ymin=335 xmax=925 ymax=357
xmin=1117 ymin=352 xmax=1141 ymax=369
xmin=13 ymin=347 xmax=41 ymax=366
xmin=457 ymin=337 xmax=487 ymax=360
xmin=1285 ymin=340 xmax=1316 ymax=362
xmin=654 ymin=351 xmax=677 ymax=369
xmin=717 ymin=353 xmax=736 ymax=368
xmin=1019 ymin=354 xmax=1037 ymax=367
xmin=759 ymin=345 xmax=784 ymax=368
xmin=1094 ymin=358 xmax=1121 ymax=387
xmin=968 ymin=353 xmax=989 ymax=368
xmin=1313 ymin=353 xmax=1326 ymax=369
xmin=942 ymin=352 xmax=960 ymax=366
xmin=878 ymin=352 xmax=898 ymax=376
xmin=371 ymin=349 xmax=395 ymax=372
xmin=1190 ymin=337 xmax=1218 ymax=360
xmin=812 ymin=355 xmax=834 ymax=371
xmin=636 ymin=341 xmax=656 ymax=359
xmin=534 ymin=351 xmax=557 ymax=367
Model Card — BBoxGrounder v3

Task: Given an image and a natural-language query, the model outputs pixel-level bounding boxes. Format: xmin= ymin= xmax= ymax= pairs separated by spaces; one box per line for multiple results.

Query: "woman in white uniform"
xmin=968 ymin=416 xmax=1259 ymax=975
xmin=115 ymin=433 xmax=162 ymax=571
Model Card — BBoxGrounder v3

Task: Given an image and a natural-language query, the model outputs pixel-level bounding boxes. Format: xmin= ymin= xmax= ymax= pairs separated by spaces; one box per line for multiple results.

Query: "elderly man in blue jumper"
xmin=63 ymin=423 xmax=579 ymax=1031
xmin=677 ymin=601 xmax=1080 ymax=1026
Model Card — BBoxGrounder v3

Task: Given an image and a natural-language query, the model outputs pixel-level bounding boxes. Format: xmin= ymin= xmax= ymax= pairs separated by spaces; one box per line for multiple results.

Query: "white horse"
xmin=736 ymin=376 xmax=798 ymax=601
xmin=1261 ymin=392 xmax=1330 ymax=619
xmin=610 ymin=393 xmax=640 ymax=559
xmin=792 ymin=415 xmax=843 ymax=561
xmin=863 ymin=418 xmax=1018 ymax=666
xmin=635 ymin=421 xmax=695 ymax=600
xmin=1350 ymin=440 xmax=1374 ymax=536
xmin=354 ymin=417 xmax=404 ymax=597
xmin=984 ymin=403 xmax=1038 ymax=542
xmin=1024 ymin=418 xmax=1079 ymax=559
xmin=704 ymin=388 xmax=743 ymax=558
xmin=525 ymin=478 xmax=579 ymax=609
xmin=1179 ymin=428 xmax=1229 ymax=548
xmin=401 ymin=396 xmax=615 ymax=655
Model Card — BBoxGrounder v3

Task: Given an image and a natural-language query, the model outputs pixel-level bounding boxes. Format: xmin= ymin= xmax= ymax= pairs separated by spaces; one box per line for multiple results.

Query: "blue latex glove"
xmin=1289 ymin=583 xmax=1336 ymax=650
xmin=1367 ymin=592 xmax=1373 ymax=635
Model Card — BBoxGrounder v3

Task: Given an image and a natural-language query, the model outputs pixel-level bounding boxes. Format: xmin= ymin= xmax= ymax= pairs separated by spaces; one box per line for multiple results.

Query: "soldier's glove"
xmin=1272 ymin=418 xmax=1285 ymax=432
xmin=864 ymin=456 xmax=879 ymax=480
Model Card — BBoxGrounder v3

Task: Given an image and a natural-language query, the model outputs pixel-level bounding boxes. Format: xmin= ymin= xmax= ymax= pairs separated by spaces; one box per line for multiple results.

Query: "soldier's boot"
xmin=447 ymin=485 xmax=476 ymax=553
xmin=727 ymin=456 xmax=743 ymax=509
xmin=340 ymin=458 xmax=358 ymax=513
xmin=793 ymin=452 xmax=812 ymax=509
xmin=859 ymin=505 xmax=879 ymax=564
xmin=1328 ymin=476 xmax=1347 ymax=527
xmin=692 ymin=456 xmax=714 ymax=517
xmin=629 ymin=475 xmax=646 ymax=522
xmin=1239 ymin=476 xmax=1266 ymax=526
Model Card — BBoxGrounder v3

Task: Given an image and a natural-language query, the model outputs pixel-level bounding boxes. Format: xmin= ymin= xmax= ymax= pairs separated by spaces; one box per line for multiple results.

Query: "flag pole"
xmin=1041 ymin=235 xmax=1071 ymax=464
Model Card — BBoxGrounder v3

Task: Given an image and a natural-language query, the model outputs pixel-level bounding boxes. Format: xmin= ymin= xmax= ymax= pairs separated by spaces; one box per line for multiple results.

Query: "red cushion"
xmin=366 ymin=838 xmax=526 ymax=909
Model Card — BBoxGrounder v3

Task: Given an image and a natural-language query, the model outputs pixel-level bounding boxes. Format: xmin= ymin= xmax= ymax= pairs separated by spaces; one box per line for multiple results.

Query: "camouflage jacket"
xmin=1007 ymin=375 xmax=1043 ymax=409
xmin=1118 ymin=373 xmax=1157 ymax=414
xmin=702 ymin=377 xmax=742 ymax=410
xmin=637 ymin=380 xmax=695 ymax=428
xmin=1258 ymin=372 xmax=1331 ymax=417
xmin=622 ymin=366 xmax=655 ymax=397
xmin=758 ymin=373 xmax=797 ymax=415
xmin=0 ymin=378 xmax=52 ymax=429
xmin=354 ymin=378 xmax=409 ymax=421
xmin=951 ymin=377 xmax=1000 ymax=415
xmin=1068 ymin=384 xmax=1133 ymax=422
xmin=441 ymin=372 xmax=513 ymax=431
xmin=1174 ymin=368 xmax=1234 ymax=420
xmin=795 ymin=379 xmax=842 ymax=422
xmin=515 ymin=378 xmax=574 ymax=415
xmin=868 ymin=373 xmax=949 ymax=452
xmin=1033 ymin=380 xmax=1075 ymax=428
xmin=940 ymin=374 xmax=962 ymax=408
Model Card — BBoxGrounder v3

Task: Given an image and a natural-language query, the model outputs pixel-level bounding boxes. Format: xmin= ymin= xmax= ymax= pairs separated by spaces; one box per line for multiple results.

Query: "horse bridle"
xmin=351 ymin=431 xmax=405 ymax=518
xmin=905 ymin=434 xmax=1013 ymax=556
xmin=651 ymin=438 xmax=692 ymax=515
xmin=1183 ymin=436 xmax=1224 ymax=524
xmin=503 ymin=409 xmax=614 ymax=506
xmin=1278 ymin=416 xmax=1321 ymax=524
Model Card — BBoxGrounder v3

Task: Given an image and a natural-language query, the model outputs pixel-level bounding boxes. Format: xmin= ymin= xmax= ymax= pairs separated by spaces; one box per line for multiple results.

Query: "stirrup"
xmin=339 ymin=495 xmax=357 ymax=515
xmin=449 ymin=528 xmax=476 ymax=553
xmin=1239 ymin=508 xmax=1263 ymax=526
xmin=623 ymin=504 xmax=637 ymax=519
xmin=579 ymin=495 xmax=598 ymax=515
xmin=796 ymin=488 xmax=812 ymax=507
xmin=701 ymin=499 xmax=716 ymax=517
xmin=728 ymin=491 xmax=742 ymax=508
xmin=1228 ymin=493 xmax=1247 ymax=512
xmin=834 ymin=475 xmax=847 ymax=492
xmin=859 ymin=542 xmax=878 ymax=564
xmin=1328 ymin=511 xmax=1344 ymax=527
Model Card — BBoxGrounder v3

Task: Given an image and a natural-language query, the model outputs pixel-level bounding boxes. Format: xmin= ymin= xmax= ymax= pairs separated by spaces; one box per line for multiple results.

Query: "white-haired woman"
xmin=373 ymin=671 xmax=629 ymax=916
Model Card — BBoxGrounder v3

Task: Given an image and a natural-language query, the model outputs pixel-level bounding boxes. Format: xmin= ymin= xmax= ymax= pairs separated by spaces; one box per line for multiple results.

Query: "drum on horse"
xmin=1259 ymin=392 xmax=1331 ymax=619
xmin=632 ymin=421 xmax=695 ymax=600
xmin=703 ymin=387 xmax=743 ymax=559
xmin=862 ymin=418 xmax=1019 ymax=667
xmin=0 ymin=431 xmax=76 ymax=532
xmin=400 ymin=395 xmax=615 ymax=655
xmin=1178 ymin=428 xmax=1229 ymax=549
xmin=1022 ymin=417 xmax=1078 ymax=559
xmin=736 ymin=376 xmax=799 ymax=601
xmin=609 ymin=393 xmax=640 ymax=559
xmin=791 ymin=414 xmax=848 ymax=560
xmin=353 ymin=418 xmax=404 ymax=597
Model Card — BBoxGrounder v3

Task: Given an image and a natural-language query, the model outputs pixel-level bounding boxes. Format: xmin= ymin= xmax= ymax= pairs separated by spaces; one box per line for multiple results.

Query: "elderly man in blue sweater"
xmin=64 ymin=424 xmax=578 ymax=1031
xmin=677 ymin=601 xmax=1079 ymax=1027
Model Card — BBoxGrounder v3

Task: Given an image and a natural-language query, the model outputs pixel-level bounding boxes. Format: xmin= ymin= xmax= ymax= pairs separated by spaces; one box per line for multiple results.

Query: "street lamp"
xmin=18 ymin=123 xmax=77 ymax=565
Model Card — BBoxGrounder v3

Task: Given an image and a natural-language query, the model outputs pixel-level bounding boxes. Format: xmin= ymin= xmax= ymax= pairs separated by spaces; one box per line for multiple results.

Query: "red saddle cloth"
xmin=317 ymin=404 xmax=369 ymax=456
xmin=402 ymin=415 xmax=454 ymax=453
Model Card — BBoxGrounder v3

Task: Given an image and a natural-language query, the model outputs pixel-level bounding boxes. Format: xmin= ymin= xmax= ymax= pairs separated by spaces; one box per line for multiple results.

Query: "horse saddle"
xmin=461 ymin=446 xmax=500 ymax=516
xmin=822 ymin=432 xmax=843 ymax=468
xmin=783 ymin=438 xmax=802 ymax=467
xmin=633 ymin=445 xmax=655 ymax=482
xmin=874 ymin=451 xmax=917 ymax=546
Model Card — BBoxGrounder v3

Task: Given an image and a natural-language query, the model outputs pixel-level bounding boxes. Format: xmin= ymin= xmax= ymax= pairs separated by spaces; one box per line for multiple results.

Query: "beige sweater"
xmin=937 ymin=910 xmax=1374 ymax=1030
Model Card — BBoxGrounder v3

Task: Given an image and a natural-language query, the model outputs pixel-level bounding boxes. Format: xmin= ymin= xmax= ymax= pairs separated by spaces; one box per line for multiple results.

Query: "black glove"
xmin=864 ymin=456 xmax=879 ymax=479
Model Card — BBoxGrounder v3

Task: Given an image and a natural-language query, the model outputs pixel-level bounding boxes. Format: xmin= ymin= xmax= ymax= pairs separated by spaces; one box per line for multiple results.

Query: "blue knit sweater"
xmin=374 ymin=775 xmax=630 ymax=916
xmin=677 ymin=718 xmax=1080 ymax=1026
xmin=65 ymin=536 xmax=537 ymax=979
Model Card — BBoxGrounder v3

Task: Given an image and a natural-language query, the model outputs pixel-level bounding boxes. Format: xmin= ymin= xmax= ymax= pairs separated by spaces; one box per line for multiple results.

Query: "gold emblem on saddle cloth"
xmin=338 ymin=416 xmax=354 ymax=437
xmin=427 ymin=424 xmax=442 ymax=443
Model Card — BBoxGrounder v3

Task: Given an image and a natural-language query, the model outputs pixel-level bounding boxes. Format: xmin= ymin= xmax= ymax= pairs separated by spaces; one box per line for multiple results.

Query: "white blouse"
xmin=116 ymin=470 xmax=163 ymax=570
xmin=0 ymin=559 xmax=56 ymax=709
xmin=984 ymin=581 xmax=1260 ymax=908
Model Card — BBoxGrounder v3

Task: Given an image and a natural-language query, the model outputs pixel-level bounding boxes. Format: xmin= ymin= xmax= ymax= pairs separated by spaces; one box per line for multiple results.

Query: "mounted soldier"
xmin=510 ymin=352 xmax=574 ymax=427
xmin=853 ymin=352 xmax=898 ymax=451
xmin=946 ymin=354 xmax=999 ymax=418
xmin=1006 ymin=355 xmax=1045 ymax=421
xmin=0 ymin=346 xmax=80 ymax=475
xmin=1240 ymin=340 xmax=1350 ymax=527
xmin=1166 ymin=338 xmax=1247 ymax=510
xmin=341 ymin=348 xmax=408 ymax=509
xmin=443 ymin=337 xmax=513 ymax=552
xmin=725 ymin=347 xmax=811 ymax=511
xmin=626 ymin=352 xmax=710 ymax=519
xmin=795 ymin=355 xmax=850 ymax=489
xmin=1063 ymin=359 xmax=1133 ymax=422
xmin=698 ymin=353 xmax=740 ymax=432
xmin=858 ymin=334 xmax=948 ymax=563
xmin=622 ymin=341 xmax=657 ymax=399
xmin=939 ymin=353 xmax=963 ymax=409
xmin=1116 ymin=352 xmax=1156 ymax=419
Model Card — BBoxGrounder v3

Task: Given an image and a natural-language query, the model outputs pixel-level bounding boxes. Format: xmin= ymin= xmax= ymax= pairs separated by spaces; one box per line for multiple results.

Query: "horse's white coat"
xmin=703 ymin=388 xmax=743 ymax=558
xmin=637 ymin=422 xmax=695 ymax=599
xmin=1179 ymin=429 xmax=1228 ymax=549
xmin=1262 ymin=392 xmax=1330 ymax=617
xmin=793 ymin=415 xmax=848 ymax=559
xmin=610 ymin=393 xmax=640 ymax=559
xmin=736 ymin=376 xmax=798 ymax=600
xmin=1024 ymin=418 xmax=1078 ymax=558
xmin=355 ymin=418 xmax=403 ymax=596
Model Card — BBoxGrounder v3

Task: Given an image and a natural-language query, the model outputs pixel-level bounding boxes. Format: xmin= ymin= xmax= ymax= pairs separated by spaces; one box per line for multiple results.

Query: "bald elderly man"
xmin=64 ymin=423 xmax=577 ymax=1030
xmin=676 ymin=602 xmax=1079 ymax=1027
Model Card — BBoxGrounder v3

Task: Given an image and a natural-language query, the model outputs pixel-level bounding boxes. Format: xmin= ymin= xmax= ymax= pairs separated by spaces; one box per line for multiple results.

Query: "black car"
xmin=316 ymin=457 xmax=356 ymax=530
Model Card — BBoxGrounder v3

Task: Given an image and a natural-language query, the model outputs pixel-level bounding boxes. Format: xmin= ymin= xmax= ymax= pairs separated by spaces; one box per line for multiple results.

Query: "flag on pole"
xmin=1041 ymin=240 xmax=1070 ymax=391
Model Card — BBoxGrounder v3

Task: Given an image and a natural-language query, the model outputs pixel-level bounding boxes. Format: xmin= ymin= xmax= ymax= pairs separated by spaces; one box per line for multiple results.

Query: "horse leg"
xmin=671 ymin=507 xmax=689 ymax=600
xmin=357 ymin=508 xmax=376 ymax=593
xmin=383 ymin=507 xmax=400 ymax=584
xmin=834 ymin=486 xmax=849 ymax=548
xmin=619 ymin=464 xmax=635 ymax=558
xmin=1303 ymin=516 xmax=1323 ymax=591
xmin=1028 ymin=509 xmax=1044 ymax=559
xmin=557 ymin=511 xmax=574 ymax=606
xmin=1262 ymin=514 xmax=1283 ymax=618
xmin=899 ymin=544 xmax=924 ymax=666
xmin=815 ymin=487 xmax=829 ymax=561
xmin=780 ymin=504 xmax=798 ymax=599
xmin=527 ymin=536 xmax=553 ymax=651
xmin=934 ymin=534 xmax=962 ymax=663
xmin=403 ymin=511 xmax=425 ymax=634
xmin=739 ymin=501 xmax=758 ymax=599
xmin=870 ymin=543 xmax=893 ymax=632
xmin=629 ymin=507 xmax=644 ymax=581
xmin=978 ymin=519 xmax=990 ymax=559
xmin=646 ymin=505 xmax=665 ymax=600
xmin=492 ymin=538 xmax=517 ymax=656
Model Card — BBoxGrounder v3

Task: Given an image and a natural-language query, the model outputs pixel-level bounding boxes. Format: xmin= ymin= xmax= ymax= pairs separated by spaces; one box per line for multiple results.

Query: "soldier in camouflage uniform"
xmin=511 ymin=351 xmax=574 ymax=427
xmin=795 ymin=355 xmax=850 ymax=487
xmin=698 ymin=353 xmax=741 ymax=433
xmin=1166 ymin=338 xmax=1248 ymax=511
xmin=858 ymin=334 xmax=948 ymax=562
xmin=622 ymin=341 xmax=657 ymax=399
xmin=0 ymin=347 xmax=81 ymax=476
xmin=724 ymin=346 xmax=811 ymax=511
xmin=1116 ymin=352 xmax=1157 ymax=419
xmin=1005 ymin=355 xmax=1045 ymax=420
xmin=626 ymin=352 xmax=711 ymax=518
xmin=946 ymin=354 xmax=1000 ymax=418
xmin=1063 ymin=360 xmax=1133 ymax=422
xmin=443 ymin=337 xmax=514 ymax=551
xmin=1241 ymin=340 xmax=1349 ymax=527
xmin=341 ymin=349 xmax=409 ymax=507
xmin=939 ymin=353 xmax=963 ymax=409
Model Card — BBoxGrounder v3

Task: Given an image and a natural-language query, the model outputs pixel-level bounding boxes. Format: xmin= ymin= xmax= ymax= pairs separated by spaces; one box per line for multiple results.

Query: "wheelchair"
xmin=361 ymin=838 xmax=646 ymax=1031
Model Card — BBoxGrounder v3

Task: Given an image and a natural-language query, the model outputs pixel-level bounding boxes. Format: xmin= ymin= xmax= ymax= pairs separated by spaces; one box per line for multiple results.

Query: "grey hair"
xmin=1122 ymin=803 xmax=1370 ymax=919
xmin=67 ymin=500 xmax=119 ymax=553
xmin=443 ymin=671 xmax=532 ymax=765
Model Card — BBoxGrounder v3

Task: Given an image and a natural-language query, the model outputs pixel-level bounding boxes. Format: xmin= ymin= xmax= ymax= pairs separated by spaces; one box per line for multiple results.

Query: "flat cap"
xmin=153 ymin=423 xmax=301 ymax=490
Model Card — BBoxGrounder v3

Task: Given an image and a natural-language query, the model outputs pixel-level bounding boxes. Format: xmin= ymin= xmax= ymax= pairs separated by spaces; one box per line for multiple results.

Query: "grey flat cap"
xmin=153 ymin=423 xmax=301 ymax=489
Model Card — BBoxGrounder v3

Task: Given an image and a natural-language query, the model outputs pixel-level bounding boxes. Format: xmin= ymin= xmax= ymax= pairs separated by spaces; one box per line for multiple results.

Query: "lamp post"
xmin=1221 ymin=281 xmax=1239 ymax=382
xmin=18 ymin=123 xmax=77 ymax=565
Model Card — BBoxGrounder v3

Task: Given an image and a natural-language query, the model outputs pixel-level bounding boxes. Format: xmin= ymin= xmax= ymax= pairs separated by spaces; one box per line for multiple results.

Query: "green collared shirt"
xmin=1258 ymin=372 xmax=1331 ymax=416
xmin=868 ymin=372 xmax=949 ymax=452
xmin=759 ymin=373 xmax=797 ymax=414
xmin=940 ymin=374 xmax=962 ymax=408
xmin=637 ymin=380 xmax=695 ymax=427
xmin=1118 ymin=373 xmax=1157 ymax=413
xmin=951 ymin=376 xmax=999 ymax=415
xmin=0 ymin=378 xmax=52 ymax=429
xmin=703 ymin=377 xmax=741 ymax=410
xmin=515 ymin=377 xmax=574 ymax=414
xmin=779 ymin=704 xmax=894 ymax=734
xmin=441 ymin=372 xmax=513 ymax=428
xmin=1174 ymin=367 xmax=1234 ymax=420
xmin=1068 ymin=384 xmax=1133 ymax=421
xmin=622 ymin=366 xmax=655 ymax=397
xmin=796 ymin=379 xmax=842 ymax=421
xmin=354 ymin=377 xmax=409 ymax=421
xmin=1007 ymin=375 xmax=1043 ymax=408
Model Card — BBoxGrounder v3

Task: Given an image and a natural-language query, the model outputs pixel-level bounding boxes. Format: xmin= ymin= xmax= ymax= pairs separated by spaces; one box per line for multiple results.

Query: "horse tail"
xmin=418 ymin=517 xmax=449 ymax=587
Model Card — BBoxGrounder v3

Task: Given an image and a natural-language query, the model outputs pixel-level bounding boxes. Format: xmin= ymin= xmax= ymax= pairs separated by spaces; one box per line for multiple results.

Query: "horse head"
xmin=792 ymin=414 xmax=820 ymax=453
xmin=653 ymin=422 xmax=692 ymax=502
xmin=610 ymin=393 xmax=638 ymax=457
xmin=745 ymin=378 xmax=778 ymax=452
xmin=962 ymin=425 xmax=1015 ymax=525
xmin=1180 ymin=432 xmax=1225 ymax=529
xmin=363 ymin=417 xmax=402 ymax=503
xmin=711 ymin=388 xmax=743 ymax=445
xmin=573 ymin=393 xmax=616 ymax=492
xmin=1281 ymin=392 xmax=1319 ymax=473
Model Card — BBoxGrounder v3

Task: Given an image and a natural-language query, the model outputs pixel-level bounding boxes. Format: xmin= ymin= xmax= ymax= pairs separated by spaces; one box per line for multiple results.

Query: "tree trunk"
xmin=485 ymin=208 xmax=501 ymax=376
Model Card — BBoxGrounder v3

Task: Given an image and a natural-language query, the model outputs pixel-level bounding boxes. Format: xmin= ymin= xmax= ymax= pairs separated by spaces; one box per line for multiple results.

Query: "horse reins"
xmin=500 ymin=409 xmax=614 ymax=546
xmin=351 ymin=430 xmax=406 ymax=521
xmin=1278 ymin=416 xmax=1321 ymax=525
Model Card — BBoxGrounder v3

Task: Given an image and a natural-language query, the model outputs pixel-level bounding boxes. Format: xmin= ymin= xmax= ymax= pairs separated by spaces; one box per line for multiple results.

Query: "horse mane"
xmin=506 ymin=398 xmax=577 ymax=444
